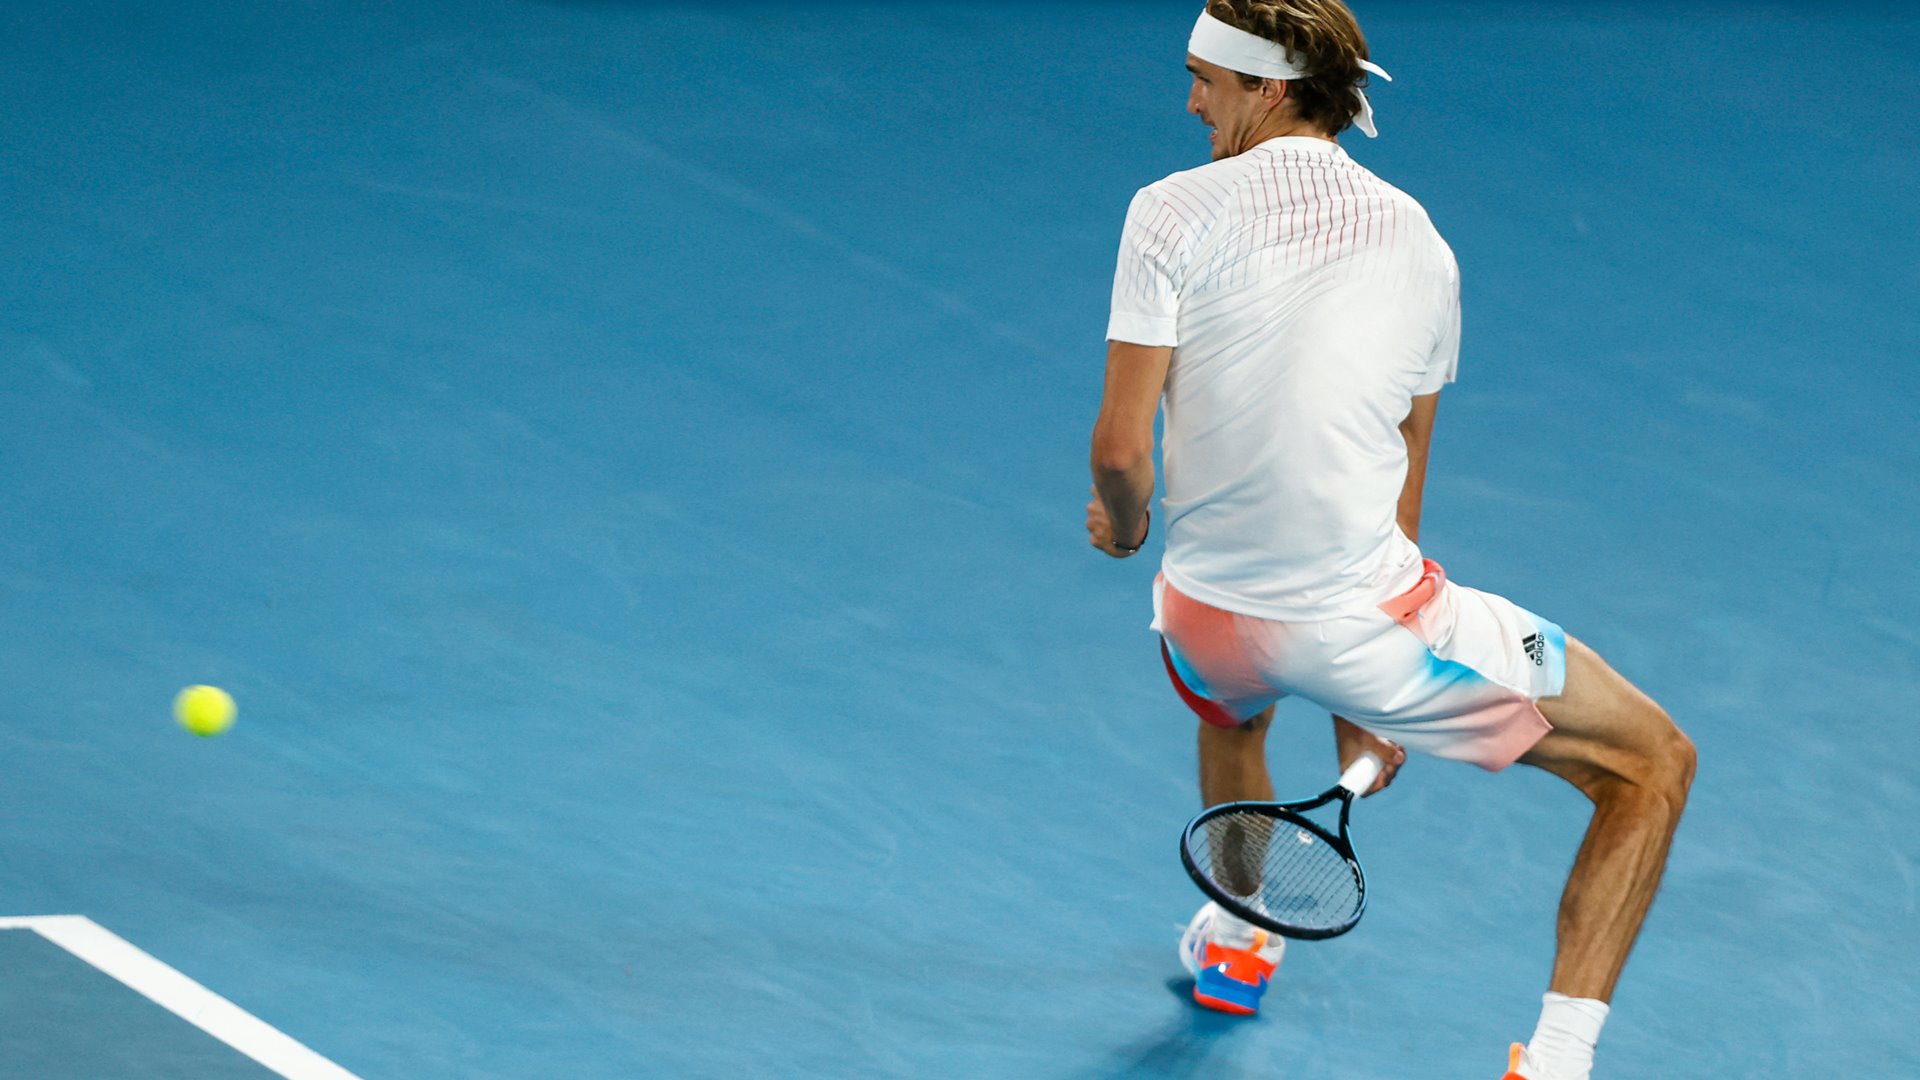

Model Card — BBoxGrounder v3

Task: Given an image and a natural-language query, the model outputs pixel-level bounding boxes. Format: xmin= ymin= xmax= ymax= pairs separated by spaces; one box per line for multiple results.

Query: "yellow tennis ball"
xmin=174 ymin=685 xmax=236 ymax=737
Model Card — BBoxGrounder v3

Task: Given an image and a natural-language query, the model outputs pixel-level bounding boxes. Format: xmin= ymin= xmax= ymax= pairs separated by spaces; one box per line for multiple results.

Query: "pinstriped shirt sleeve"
xmin=1106 ymin=185 xmax=1190 ymax=347
xmin=1415 ymin=258 xmax=1462 ymax=394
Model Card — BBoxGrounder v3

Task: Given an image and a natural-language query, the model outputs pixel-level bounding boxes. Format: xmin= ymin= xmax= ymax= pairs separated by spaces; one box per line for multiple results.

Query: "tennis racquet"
xmin=1179 ymin=752 xmax=1383 ymax=941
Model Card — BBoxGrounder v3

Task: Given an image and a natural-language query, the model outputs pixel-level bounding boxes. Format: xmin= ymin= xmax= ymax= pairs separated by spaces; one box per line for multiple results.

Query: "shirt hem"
xmin=1107 ymin=312 xmax=1177 ymax=348
xmin=1159 ymin=559 xmax=1424 ymax=624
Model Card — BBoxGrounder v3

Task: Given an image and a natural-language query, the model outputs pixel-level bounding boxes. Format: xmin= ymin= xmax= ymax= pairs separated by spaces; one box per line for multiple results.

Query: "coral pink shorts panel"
xmin=1152 ymin=566 xmax=1565 ymax=772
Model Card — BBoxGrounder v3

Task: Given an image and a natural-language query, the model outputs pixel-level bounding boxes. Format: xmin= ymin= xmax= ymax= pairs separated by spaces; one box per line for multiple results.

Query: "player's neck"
xmin=1248 ymin=116 xmax=1335 ymax=149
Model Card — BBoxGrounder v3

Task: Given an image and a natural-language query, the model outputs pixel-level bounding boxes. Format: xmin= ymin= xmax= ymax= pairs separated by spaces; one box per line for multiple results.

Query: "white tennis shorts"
xmin=1153 ymin=561 xmax=1566 ymax=771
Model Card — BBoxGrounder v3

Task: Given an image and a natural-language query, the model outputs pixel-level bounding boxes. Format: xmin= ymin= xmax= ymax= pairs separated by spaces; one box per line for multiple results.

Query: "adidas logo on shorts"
xmin=1521 ymin=633 xmax=1545 ymax=667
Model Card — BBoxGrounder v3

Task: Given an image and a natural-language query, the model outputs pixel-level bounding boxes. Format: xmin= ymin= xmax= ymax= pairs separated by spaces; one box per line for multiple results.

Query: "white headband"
xmin=1187 ymin=10 xmax=1393 ymax=138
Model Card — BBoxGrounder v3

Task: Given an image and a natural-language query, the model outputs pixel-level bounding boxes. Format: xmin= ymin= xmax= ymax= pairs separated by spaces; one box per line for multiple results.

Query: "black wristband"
xmin=1112 ymin=509 xmax=1151 ymax=553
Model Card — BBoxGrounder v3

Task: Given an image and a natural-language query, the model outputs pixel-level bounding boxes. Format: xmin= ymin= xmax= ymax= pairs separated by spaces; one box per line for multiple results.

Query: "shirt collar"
xmin=1253 ymin=135 xmax=1346 ymax=155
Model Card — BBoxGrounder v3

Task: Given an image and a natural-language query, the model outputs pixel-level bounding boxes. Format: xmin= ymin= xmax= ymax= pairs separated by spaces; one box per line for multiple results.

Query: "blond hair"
xmin=1203 ymin=0 xmax=1372 ymax=136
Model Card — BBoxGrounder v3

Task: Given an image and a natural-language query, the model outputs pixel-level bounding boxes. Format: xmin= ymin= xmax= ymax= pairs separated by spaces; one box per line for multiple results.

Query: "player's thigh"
xmin=1521 ymin=635 xmax=1695 ymax=798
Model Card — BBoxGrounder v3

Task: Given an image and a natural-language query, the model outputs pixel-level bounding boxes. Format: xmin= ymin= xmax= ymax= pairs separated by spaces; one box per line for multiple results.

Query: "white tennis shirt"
xmin=1108 ymin=136 xmax=1460 ymax=621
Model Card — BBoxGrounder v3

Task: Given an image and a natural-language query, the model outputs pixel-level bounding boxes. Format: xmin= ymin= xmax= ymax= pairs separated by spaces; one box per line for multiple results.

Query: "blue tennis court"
xmin=3 ymin=1 xmax=1915 ymax=1076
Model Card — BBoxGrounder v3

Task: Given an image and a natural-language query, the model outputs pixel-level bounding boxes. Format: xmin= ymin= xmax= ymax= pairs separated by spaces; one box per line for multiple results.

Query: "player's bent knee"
xmin=1528 ymin=698 xmax=1693 ymax=811
xmin=1661 ymin=724 xmax=1697 ymax=804
xmin=1618 ymin=711 xmax=1694 ymax=812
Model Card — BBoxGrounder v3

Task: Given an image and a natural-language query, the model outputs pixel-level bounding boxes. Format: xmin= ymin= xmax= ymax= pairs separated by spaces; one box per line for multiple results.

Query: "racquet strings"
xmin=1196 ymin=809 xmax=1362 ymax=932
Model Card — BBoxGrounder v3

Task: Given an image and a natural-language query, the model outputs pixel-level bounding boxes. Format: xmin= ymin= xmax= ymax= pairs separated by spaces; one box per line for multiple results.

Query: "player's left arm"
xmin=1087 ymin=340 xmax=1172 ymax=558
xmin=1332 ymin=391 xmax=1442 ymax=794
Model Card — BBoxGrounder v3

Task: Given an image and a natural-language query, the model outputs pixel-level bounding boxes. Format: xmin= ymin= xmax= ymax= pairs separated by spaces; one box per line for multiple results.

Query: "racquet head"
xmin=1178 ymin=754 xmax=1380 ymax=941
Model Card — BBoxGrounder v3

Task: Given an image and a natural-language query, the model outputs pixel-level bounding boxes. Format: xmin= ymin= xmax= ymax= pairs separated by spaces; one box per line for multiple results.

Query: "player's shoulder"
xmin=1132 ymin=155 xmax=1257 ymax=221
xmin=1342 ymin=159 xmax=1457 ymax=264
xmin=1340 ymin=155 xmax=1434 ymax=218
xmin=1147 ymin=151 xmax=1262 ymax=193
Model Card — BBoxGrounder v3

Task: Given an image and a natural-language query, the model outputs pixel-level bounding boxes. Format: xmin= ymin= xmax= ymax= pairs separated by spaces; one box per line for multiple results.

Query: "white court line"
xmin=0 ymin=915 xmax=363 ymax=1080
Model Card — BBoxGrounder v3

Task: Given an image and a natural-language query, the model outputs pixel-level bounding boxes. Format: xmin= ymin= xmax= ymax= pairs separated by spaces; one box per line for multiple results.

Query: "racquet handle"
xmin=1338 ymin=752 xmax=1385 ymax=796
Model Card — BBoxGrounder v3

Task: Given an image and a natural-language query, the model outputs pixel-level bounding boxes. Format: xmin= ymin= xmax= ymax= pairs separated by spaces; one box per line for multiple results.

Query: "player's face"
xmin=1186 ymin=54 xmax=1268 ymax=160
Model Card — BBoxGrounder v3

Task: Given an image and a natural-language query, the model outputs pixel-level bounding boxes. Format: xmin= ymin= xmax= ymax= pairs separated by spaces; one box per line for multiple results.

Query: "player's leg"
xmin=1156 ymin=576 xmax=1287 ymax=806
xmin=1197 ymin=704 xmax=1276 ymax=804
xmin=1262 ymin=566 xmax=1690 ymax=1075
xmin=1507 ymin=635 xmax=1695 ymax=1079
xmin=1522 ymin=634 xmax=1696 ymax=1002
xmin=1156 ymin=578 xmax=1293 ymax=1014
xmin=1184 ymin=705 xmax=1288 ymax=1015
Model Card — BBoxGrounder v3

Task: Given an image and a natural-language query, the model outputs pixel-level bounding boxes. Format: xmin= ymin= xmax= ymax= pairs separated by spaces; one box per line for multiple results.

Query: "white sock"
xmin=1523 ymin=992 xmax=1609 ymax=1080
xmin=1193 ymin=902 xmax=1284 ymax=964
xmin=1208 ymin=904 xmax=1262 ymax=949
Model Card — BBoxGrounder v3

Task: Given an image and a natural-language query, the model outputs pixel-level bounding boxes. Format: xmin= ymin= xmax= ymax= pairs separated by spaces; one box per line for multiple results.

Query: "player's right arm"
xmin=1396 ymin=392 xmax=1440 ymax=542
xmin=1399 ymin=245 xmax=1460 ymax=543
xmin=1337 ymin=269 xmax=1451 ymax=794
xmin=1326 ymin=394 xmax=1434 ymax=795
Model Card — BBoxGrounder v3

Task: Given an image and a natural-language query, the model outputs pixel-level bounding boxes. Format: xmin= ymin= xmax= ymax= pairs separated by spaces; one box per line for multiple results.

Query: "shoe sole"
xmin=1192 ymin=990 xmax=1258 ymax=1016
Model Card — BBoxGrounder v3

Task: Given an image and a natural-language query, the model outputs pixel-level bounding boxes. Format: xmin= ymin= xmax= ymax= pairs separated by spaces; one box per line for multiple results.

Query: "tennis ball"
xmin=174 ymin=685 xmax=236 ymax=737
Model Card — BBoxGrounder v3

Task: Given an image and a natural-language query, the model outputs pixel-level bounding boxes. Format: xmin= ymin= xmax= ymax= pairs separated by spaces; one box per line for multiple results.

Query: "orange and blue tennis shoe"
xmin=1179 ymin=901 xmax=1286 ymax=1016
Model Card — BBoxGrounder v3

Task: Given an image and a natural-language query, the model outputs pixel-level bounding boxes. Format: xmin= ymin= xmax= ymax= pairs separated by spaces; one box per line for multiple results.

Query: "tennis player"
xmin=1084 ymin=4 xmax=1695 ymax=1078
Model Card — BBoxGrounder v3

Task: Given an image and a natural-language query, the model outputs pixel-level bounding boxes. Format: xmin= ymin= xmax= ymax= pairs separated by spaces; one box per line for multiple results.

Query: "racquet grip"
xmin=1338 ymin=752 xmax=1385 ymax=796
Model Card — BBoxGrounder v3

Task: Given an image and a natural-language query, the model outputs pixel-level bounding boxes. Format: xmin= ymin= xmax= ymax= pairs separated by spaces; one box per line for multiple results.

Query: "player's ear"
xmin=1260 ymin=77 xmax=1289 ymax=112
